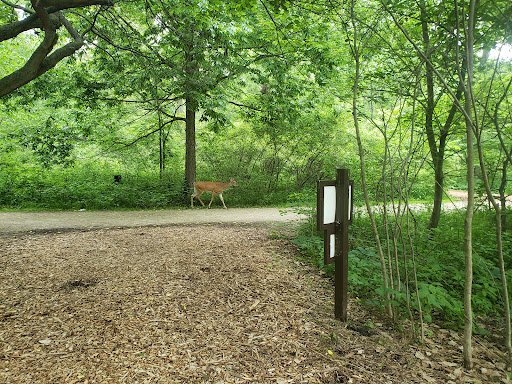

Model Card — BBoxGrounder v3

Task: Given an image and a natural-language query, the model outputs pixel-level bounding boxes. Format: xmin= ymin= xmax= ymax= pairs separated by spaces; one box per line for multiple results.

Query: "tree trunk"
xmin=349 ymin=0 xmax=392 ymax=318
xmin=427 ymin=83 xmax=463 ymax=230
xmin=159 ymin=111 xmax=165 ymax=180
xmin=420 ymin=1 xmax=443 ymax=231
xmin=462 ymin=0 xmax=476 ymax=369
xmin=499 ymin=158 xmax=509 ymax=231
xmin=420 ymin=3 xmax=443 ymax=230
xmin=183 ymin=36 xmax=198 ymax=197
xmin=184 ymin=96 xmax=197 ymax=191
xmin=463 ymin=106 xmax=475 ymax=369
xmin=463 ymin=96 xmax=474 ymax=371
xmin=475 ymin=137 xmax=512 ymax=365
xmin=421 ymin=1 xmax=464 ymax=230
xmin=428 ymin=161 xmax=444 ymax=228
xmin=492 ymin=78 xmax=512 ymax=231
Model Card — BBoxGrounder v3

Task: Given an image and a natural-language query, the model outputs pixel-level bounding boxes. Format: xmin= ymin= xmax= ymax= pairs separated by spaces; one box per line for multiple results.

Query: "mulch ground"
xmin=0 ymin=225 xmax=509 ymax=383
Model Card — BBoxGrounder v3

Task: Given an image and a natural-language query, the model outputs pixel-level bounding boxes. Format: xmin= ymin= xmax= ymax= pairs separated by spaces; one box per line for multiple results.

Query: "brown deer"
xmin=191 ymin=178 xmax=239 ymax=209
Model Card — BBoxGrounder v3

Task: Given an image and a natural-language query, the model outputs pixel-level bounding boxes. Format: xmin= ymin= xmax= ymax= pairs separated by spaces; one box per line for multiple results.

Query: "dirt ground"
xmin=0 ymin=208 xmax=510 ymax=383
xmin=0 ymin=208 xmax=306 ymax=236
xmin=447 ymin=190 xmax=512 ymax=205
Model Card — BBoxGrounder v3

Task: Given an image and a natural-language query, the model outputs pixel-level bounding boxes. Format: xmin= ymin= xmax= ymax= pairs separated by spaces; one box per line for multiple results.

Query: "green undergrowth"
xmin=0 ymin=165 xmax=294 ymax=210
xmin=291 ymin=209 xmax=512 ymax=332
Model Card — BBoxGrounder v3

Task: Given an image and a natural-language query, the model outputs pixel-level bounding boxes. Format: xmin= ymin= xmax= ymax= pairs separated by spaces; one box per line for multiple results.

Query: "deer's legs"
xmin=208 ymin=192 xmax=216 ymax=208
xmin=192 ymin=191 xmax=206 ymax=207
xmin=219 ymin=193 xmax=227 ymax=209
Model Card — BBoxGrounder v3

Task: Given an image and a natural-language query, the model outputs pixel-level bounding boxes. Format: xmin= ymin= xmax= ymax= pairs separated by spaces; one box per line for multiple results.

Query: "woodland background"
xmin=1 ymin=0 xmax=512 ymax=369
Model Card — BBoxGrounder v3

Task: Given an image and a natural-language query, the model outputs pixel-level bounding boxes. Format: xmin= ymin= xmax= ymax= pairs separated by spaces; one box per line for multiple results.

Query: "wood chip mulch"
xmin=0 ymin=225 xmax=509 ymax=383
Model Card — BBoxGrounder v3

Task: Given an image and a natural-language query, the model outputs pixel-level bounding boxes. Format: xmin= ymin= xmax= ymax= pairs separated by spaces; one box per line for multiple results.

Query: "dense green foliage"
xmin=0 ymin=111 xmax=466 ymax=210
xmin=292 ymin=209 xmax=512 ymax=331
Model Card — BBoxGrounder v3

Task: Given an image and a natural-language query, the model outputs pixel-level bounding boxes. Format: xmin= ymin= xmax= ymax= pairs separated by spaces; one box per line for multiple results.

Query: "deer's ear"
xmin=230 ymin=178 xmax=234 ymax=181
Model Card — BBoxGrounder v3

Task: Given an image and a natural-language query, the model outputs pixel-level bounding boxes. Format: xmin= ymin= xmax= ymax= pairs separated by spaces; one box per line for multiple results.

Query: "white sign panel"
xmin=348 ymin=183 xmax=352 ymax=221
xmin=329 ymin=233 xmax=335 ymax=259
xmin=323 ymin=185 xmax=336 ymax=225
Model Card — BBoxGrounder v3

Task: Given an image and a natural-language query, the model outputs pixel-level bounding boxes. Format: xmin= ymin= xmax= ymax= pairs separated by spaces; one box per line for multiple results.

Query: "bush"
xmin=291 ymin=209 xmax=511 ymax=330
xmin=0 ymin=165 xmax=185 ymax=210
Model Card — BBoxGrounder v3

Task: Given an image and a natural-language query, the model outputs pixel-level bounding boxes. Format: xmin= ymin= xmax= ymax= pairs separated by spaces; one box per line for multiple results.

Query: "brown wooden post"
xmin=335 ymin=168 xmax=350 ymax=321
xmin=317 ymin=169 xmax=352 ymax=321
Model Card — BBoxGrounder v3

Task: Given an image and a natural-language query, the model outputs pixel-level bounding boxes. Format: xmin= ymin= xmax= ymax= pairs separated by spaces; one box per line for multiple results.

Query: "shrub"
xmin=291 ymin=208 xmax=511 ymax=330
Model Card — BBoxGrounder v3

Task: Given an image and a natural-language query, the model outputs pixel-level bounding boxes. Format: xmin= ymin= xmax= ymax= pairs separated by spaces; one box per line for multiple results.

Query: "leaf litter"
xmin=0 ymin=225 xmax=510 ymax=383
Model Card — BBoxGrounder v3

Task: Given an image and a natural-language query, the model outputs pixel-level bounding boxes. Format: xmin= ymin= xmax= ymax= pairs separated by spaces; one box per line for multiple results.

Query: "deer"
xmin=191 ymin=178 xmax=239 ymax=209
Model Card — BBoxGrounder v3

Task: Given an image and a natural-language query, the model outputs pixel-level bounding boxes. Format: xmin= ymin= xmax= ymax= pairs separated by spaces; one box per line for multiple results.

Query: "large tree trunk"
xmin=421 ymin=2 xmax=464 ymax=230
xmin=183 ymin=36 xmax=198 ymax=197
xmin=184 ymin=96 xmax=197 ymax=191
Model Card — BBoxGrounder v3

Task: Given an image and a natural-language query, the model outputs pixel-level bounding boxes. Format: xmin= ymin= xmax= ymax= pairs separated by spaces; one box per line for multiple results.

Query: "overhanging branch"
xmin=0 ymin=0 xmax=112 ymax=97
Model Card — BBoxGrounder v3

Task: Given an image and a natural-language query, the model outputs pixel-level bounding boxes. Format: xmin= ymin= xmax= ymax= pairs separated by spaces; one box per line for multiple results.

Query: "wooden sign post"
xmin=317 ymin=168 xmax=353 ymax=321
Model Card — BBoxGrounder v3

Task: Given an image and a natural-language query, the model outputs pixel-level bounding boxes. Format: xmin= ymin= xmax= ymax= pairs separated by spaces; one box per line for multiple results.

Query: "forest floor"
xmin=0 ymin=197 xmax=511 ymax=383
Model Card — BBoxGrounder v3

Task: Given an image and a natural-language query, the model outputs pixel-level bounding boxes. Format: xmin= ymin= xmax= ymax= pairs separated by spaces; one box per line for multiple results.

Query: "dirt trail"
xmin=0 ymin=208 xmax=306 ymax=236
xmin=2 ymin=190 xmax=507 ymax=236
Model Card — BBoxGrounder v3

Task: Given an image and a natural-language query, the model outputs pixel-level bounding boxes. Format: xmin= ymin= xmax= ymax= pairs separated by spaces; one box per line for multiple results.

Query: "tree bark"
xmin=499 ymin=158 xmax=509 ymax=231
xmin=184 ymin=96 xmax=197 ymax=190
xmin=461 ymin=0 xmax=476 ymax=369
xmin=36 ymin=0 xmax=111 ymax=8
xmin=183 ymin=32 xmax=198 ymax=194
xmin=463 ymin=98 xmax=474 ymax=370
xmin=420 ymin=2 xmax=440 ymax=229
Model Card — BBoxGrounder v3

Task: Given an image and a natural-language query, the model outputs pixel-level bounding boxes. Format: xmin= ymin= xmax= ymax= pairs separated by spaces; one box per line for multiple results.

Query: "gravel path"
xmin=3 ymin=189 xmax=508 ymax=236
xmin=0 ymin=208 xmax=307 ymax=235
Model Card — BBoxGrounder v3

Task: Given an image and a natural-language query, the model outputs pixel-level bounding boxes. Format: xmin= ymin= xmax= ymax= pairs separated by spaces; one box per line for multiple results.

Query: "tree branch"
xmin=0 ymin=0 xmax=34 ymax=13
xmin=0 ymin=22 xmax=58 ymax=97
xmin=0 ymin=1 xmax=112 ymax=97
xmin=36 ymin=0 xmax=113 ymax=8
xmin=228 ymin=101 xmax=264 ymax=112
